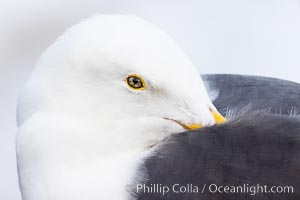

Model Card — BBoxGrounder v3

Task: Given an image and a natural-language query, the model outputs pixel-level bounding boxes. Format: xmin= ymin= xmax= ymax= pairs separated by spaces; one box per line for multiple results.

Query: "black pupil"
xmin=128 ymin=76 xmax=142 ymax=88
xmin=133 ymin=78 xmax=139 ymax=84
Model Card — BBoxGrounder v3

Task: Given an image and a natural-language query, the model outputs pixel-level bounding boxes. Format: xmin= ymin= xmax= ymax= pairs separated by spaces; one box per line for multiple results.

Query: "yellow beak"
xmin=182 ymin=109 xmax=225 ymax=130
xmin=181 ymin=123 xmax=203 ymax=130
xmin=166 ymin=109 xmax=225 ymax=131
xmin=212 ymin=110 xmax=226 ymax=124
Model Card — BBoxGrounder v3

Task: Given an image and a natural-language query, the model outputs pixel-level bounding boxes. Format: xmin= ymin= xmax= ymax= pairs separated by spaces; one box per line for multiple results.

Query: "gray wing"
xmin=202 ymin=74 xmax=300 ymax=115
xmin=133 ymin=113 xmax=300 ymax=200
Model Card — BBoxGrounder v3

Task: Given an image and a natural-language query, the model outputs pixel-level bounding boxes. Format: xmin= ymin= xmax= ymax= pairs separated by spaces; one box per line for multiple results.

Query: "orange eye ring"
xmin=125 ymin=74 xmax=146 ymax=90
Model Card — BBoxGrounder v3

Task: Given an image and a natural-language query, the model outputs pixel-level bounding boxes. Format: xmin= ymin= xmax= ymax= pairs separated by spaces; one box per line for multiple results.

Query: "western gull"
xmin=16 ymin=15 xmax=300 ymax=200
xmin=16 ymin=15 xmax=224 ymax=200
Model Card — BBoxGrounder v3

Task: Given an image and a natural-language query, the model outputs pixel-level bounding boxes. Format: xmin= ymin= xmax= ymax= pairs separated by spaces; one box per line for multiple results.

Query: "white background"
xmin=1 ymin=0 xmax=300 ymax=199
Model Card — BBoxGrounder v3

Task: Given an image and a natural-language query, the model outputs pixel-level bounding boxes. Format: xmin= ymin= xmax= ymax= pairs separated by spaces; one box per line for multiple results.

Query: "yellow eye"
xmin=126 ymin=74 xmax=146 ymax=90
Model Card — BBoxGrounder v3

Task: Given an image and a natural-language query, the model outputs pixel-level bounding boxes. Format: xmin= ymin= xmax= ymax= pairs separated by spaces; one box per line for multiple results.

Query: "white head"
xmin=16 ymin=15 xmax=224 ymax=199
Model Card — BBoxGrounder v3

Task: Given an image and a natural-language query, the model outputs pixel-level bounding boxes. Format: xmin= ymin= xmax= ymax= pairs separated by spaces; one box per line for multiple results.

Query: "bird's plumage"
xmin=203 ymin=74 xmax=300 ymax=115
xmin=16 ymin=15 xmax=221 ymax=200
xmin=134 ymin=113 xmax=300 ymax=200
xmin=16 ymin=14 xmax=300 ymax=200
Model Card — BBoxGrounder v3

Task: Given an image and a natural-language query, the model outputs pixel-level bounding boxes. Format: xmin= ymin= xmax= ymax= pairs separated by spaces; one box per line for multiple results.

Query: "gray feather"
xmin=133 ymin=113 xmax=300 ymax=200
xmin=202 ymin=74 xmax=300 ymax=115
